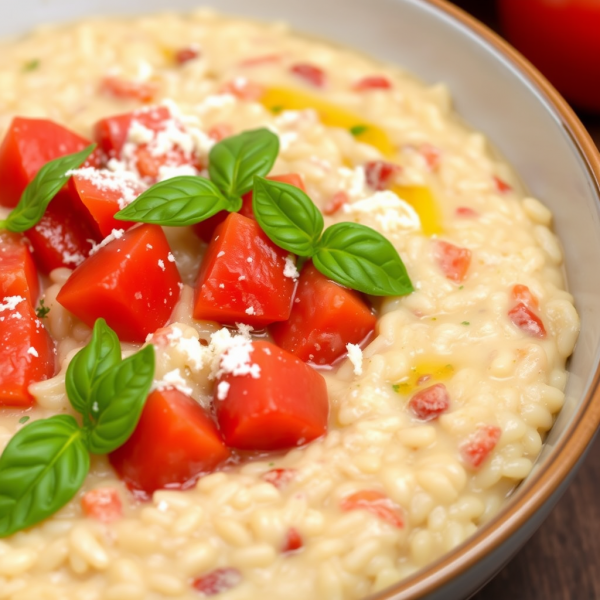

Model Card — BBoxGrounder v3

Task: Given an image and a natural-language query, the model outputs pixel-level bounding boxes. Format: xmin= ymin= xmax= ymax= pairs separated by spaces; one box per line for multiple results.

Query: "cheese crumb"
xmin=283 ymin=255 xmax=299 ymax=280
xmin=343 ymin=191 xmax=421 ymax=233
xmin=0 ymin=296 xmax=25 ymax=312
xmin=90 ymin=229 xmax=125 ymax=255
xmin=158 ymin=259 xmax=165 ymax=271
xmin=245 ymin=306 xmax=255 ymax=315
xmin=152 ymin=368 xmax=193 ymax=396
xmin=346 ymin=343 xmax=363 ymax=376
xmin=27 ymin=347 xmax=39 ymax=358
xmin=217 ymin=381 xmax=230 ymax=400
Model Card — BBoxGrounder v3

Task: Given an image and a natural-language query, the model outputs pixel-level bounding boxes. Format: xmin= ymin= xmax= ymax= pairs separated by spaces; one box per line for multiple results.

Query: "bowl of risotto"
xmin=0 ymin=1 xmax=599 ymax=599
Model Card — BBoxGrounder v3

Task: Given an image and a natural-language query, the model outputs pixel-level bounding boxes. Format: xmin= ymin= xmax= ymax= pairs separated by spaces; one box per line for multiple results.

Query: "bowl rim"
xmin=374 ymin=1 xmax=600 ymax=599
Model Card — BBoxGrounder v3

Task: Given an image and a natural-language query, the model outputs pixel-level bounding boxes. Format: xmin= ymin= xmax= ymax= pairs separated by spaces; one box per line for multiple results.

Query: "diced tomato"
xmin=0 ymin=231 xmax=39 ymax=305
xmin=508 ymin=302 xmax=546 ymax=338
xmin=175 ymin=46 xmax=200 ymax=64
xmin=493 ymin=175 xmax=512 ymax=194
xmin=408 ymin=383 xmax=450 ymax=421
xmin=271 ymin=264 xmax=376 ymax=366
xmin=214 ymin=340 xmax=328 ymax=450
xmin=353 ymin=76 xmax=392 ymax=91
xmin=290 ymin=63 xmax=326 ymax=88
xmin=132 ymin=145 xmax=194 ymax=182
xmin=364 ymin=160 xmax=401 ymax=191
xmin=0 ymin=117 xmax=100 ymax=208
xmin=323 ymin=191 xmax=349 ymax=216
xmin=94 ymin=105 xmax=172 ymax=158
xmin=511 ymin=284 xmax=539 ymax=310
xmin=192 ymin=568 xmax=242 ymax=597
xmin=25 ymin=193 xmax=100 ymax=275
xmin=110 ymin=388 xmax=231 ymax=497
xmin=263 ymin=468 xmax=296 ymax=489
xmin=240 ymin=54 xmax=282 ymax=68
xmin=68 ymin=170 xmax=143 ymax=237
xmin=193 ymin=213 xmax=295 ymax=327
xmin=340 ymin=490 xmax=404 ymax=529
xmin=81 ymin=488 xmax=122 ymax=523
xmin=455 ymin=207 xmax=478 ymax=218
xmin=219 ymin=78 xmax=265 ymax=101
xmin=101 ymin=76 xmax=158 ymax=103
xmin=207 ymin=123 xmax=233 ymax=142
xmin=434 ymin=240 xmax=472 ymax=283
xmin=56 ymin=224 xmax=181 ymax=343
xmin=460 ymin=425 xmax=502 ymax=469
xmin=420 ymin=143 xmax=442 ymax=171
xmin=0 ymin=297 xmax=55 ymax=407
xmin=193 ymin=173 xmax=306 ymax=243
xmin=282 ymin=527 xmax=303 ymax=553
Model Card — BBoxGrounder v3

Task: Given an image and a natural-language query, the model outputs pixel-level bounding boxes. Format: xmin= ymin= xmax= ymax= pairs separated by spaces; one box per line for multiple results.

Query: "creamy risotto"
xmin=0 ymin=9 xmax=580 ymax=600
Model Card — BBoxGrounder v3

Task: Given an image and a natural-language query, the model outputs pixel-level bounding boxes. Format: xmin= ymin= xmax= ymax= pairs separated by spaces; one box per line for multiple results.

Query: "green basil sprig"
xmin=253 ymin=178 xmax=413 ymax=297
xmin=0 ymin=319 xmax=155 ymax=538
xmin=114 ymin=128 xmax=279 ymax=226
xmin=0 ymin=144 xmax=96 ymax=233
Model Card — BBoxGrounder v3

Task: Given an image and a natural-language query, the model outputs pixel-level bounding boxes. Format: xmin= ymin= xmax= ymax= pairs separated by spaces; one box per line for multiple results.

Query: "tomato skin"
xmin=408 ymin=383 xmax=450 ymax=421
xmin=434 ymin=240 xmax=472 ymax=283
xmin=81 ymin=488 xmax=122 ymax=523
xmin=270 ymin=264 xmax=376 ymax=366
xmin=192 ymin=173 xmax=306 ymax=243
xmin=0 ymin=231 xmax=39 ymax=304
xmin=193 ymin=213 xmax=296 ymax=328
xmin=56 ymin=224 xmax=182 ymax=343
xmin=109 ymin=388 xmax=231 ymax=498
xmin=0 ymin=298 xmax=55 ymax=407
xmin=214 ymin=340 xmax=329 ymax=451
xmin=24 ymin=193 xmax=100 ymax=275
xmin=499 ymin=0 xmax=600 ymax=112
xmin=340 ymin=490 xmax=404 ymax=528
xmin=68 ymin=171 xmax=143 ymax=237
xmin=0 ymin=117 xmax=100 ymax=208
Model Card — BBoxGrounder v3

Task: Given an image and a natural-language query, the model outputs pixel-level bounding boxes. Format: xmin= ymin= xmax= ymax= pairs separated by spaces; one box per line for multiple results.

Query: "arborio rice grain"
xmin=0 ymin=9 xmax=580 ymax=600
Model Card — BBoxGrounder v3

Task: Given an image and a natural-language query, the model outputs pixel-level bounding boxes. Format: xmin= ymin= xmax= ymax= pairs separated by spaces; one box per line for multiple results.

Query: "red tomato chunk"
xmin=460 ymin=425 xmax=502 ymax=469
xmin=353 ymin=76 xmax=392 ymax=91
xmin=282 ymin=527 xmax=303 ymax=553
xmin=214 ymin=340 xmax=328 ymax=451
xmin=290 ymin=63 xmax=326 ymax=88
xmin=0 ymin=117 xmax=99 ymax=208
xmin=493 ymin=175 xmax=512 ymax=194
xmin=0 ymin=297 xmax=55 ymax=407
xmin=81 ymin=488 xmax=122 ymax=523
xmin=193 ymin=568 xmax=242 ymax=597
xmin=56 ymin=224 xmax=182 ymax=343
xmin=420 ymin=143 xmax=442 ymax=171
xmin=340 ymin=490 xmax=404 ymax=529
xmin=511 ymin=284 xmax=539 ymax=310
xmin=323 ymin=191 xmax=349 ymax=216
xmin=408 ymin=383 xmax=450 ymax=421
xmin=271 ymin=264 xmax=376 ymax=366
xmin=194 ymin=213 xmax=296 ymax=328
xmin=110 ymin=388 xmax=230 ymax=497
xmin=508 ymin=302 xmax=547 ymax=338
xmin=434 ymin=240 xmax=472 ymax=283
xmin=101 ymin=76 xmax=158 ymax=103
xmin=364 ymin=160 xmax=401 ymax=191
xmin=0 ymin=232 xmax=39 ymax=304
xmin=175 ymin=46 xmax=200 ymax=64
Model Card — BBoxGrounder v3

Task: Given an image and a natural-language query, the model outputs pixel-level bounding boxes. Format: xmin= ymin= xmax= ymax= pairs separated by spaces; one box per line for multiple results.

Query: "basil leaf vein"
xmin=66 ymin=318 xmax=121 ymax=424
xmin=86 ymin=345 xmax=155 ymax=455
xmin=209 ymin=128 xmax=279 ymax=200
xmin=115 ymin=176 xmax=233 ymax=226
xmin=313 ymin=222 xmax=414 ymax=296
xmin=252 ymin=177 xmax=324 ymax=257
xmin=0 ymin=144 xmax=96 ymax=233
xmin=0 ymin=415 xmax=89 ymax=538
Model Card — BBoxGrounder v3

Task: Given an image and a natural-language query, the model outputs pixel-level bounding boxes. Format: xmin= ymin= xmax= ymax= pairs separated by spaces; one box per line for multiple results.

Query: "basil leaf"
xmin=86 ymin=345 xmax=155 ymax=455
xmin=66 ymin=318 xmax=121 ymax=424
xmin=115 ymin=176 xmax=234 ymax=226
xmin=0 ymin=415 xmax=89 ymax=538
xmin=0 ymin=144 xmax=96 ymax=233
xmin=252 ymin=177 xmax=324 ymax=257
xmin=209 ymin=128 xmax=279 ymax=200
xmin=313 ymin=222 xmax=413 ymax=296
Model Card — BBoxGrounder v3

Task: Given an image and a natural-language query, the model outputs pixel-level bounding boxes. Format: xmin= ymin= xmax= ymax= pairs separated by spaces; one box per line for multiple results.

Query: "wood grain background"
xmin=447 ymin=1 xmax=600 ymax=598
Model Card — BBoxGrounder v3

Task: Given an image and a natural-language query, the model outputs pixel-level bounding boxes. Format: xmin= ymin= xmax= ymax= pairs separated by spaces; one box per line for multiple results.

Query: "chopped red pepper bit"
xmin=219 ymin=78 xmax=264 ymax=101
xmin=455 ymin=206 xmax=479 ymax=218
xmin=511 ymin=284 xmax=539 ymax=310
xmin=364 ymin=160 xmax=401 ymax=191
xmin=408 ymin=383 xmax=450 ymax=421
xmin=323 ymin=191 xmax=349 ymax=216
xmin=508 ymin=302 xmax=546 ymax=338
xmin=420 ymin=143 xmax=442 ymax=171
xmin=340 ymin=490 xmax=404 ymax=528
xmin=493 ymin=175 xmax=512 ymax=194
xmin=434 ymin=240 xmax=472 ymax=283
xmin=263 ymin=468 xmax=296 ymax=490
xmin=175 ymin=46 xmax=200 ymax=64
xmin=81 ymin=488 xmax=122 ymax=523
xmin=290 ymin=63 xmax=326 ymax=88
xmin=282 ymin=527 xmax=303 ymax=553
xmin=101 ymin=77 xmax=158 ymax=103
xmin=460 ymin=425 xmax=502 ymax=469
xmin=352 ymin=75 xmax=392 ymax=91
xmin=193 ymin=568 xmax=242 ymax=596
xmin=240 ymin=54 xmax=282 ymax=68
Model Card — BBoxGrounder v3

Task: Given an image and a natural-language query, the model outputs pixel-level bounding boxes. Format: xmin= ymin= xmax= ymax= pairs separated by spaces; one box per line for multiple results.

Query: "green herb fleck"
xmin=270 ymin=105 xmax=284 ymax=114
xmin=23 ymin=59 xmax=40 ymax=72
xmin=461 ymin=321 xmax=470 ymax=326
xmin=18 ymin=416 xmax=30 ymax=425
xmin=392 ymin=383 xmax=409 ymax=394
xmin=350 ymin=124 xmax=369 ymax=137
xmin=459 ymin=285 xmax=464 ymax=290
xmin=268 ymin=462 xmax=275 ymax=467
xmin=35 ymin=299 xmax=50 ymax=319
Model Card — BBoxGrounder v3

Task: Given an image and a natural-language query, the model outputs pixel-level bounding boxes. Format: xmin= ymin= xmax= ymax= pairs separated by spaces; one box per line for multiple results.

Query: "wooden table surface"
xmin=447 ymin=1 xmax=600 ymax=599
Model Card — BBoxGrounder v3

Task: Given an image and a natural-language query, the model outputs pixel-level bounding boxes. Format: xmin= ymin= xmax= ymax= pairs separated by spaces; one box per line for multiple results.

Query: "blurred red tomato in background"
xmin=498 ymin=0 xmax=600 ymax=112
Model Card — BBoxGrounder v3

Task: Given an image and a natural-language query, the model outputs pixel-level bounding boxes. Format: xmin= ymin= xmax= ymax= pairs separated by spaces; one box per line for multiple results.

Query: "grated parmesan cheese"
xmin=283 ymin=255 xmax=299 ymax=280
xmin=346 ymin=343 xmax=363 ymax=376
xmin=217 ymin=381 xmax=230 ymax=400
xmin=0 ymin=296 xmax=25 ymax=312
xmin=89 ymin=229 xmax=125 ymax=255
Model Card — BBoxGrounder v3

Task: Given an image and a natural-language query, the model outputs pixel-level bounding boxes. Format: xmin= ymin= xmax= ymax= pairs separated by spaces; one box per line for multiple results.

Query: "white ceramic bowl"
xmin=2 ymin=1 xmax=600 ymax=598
